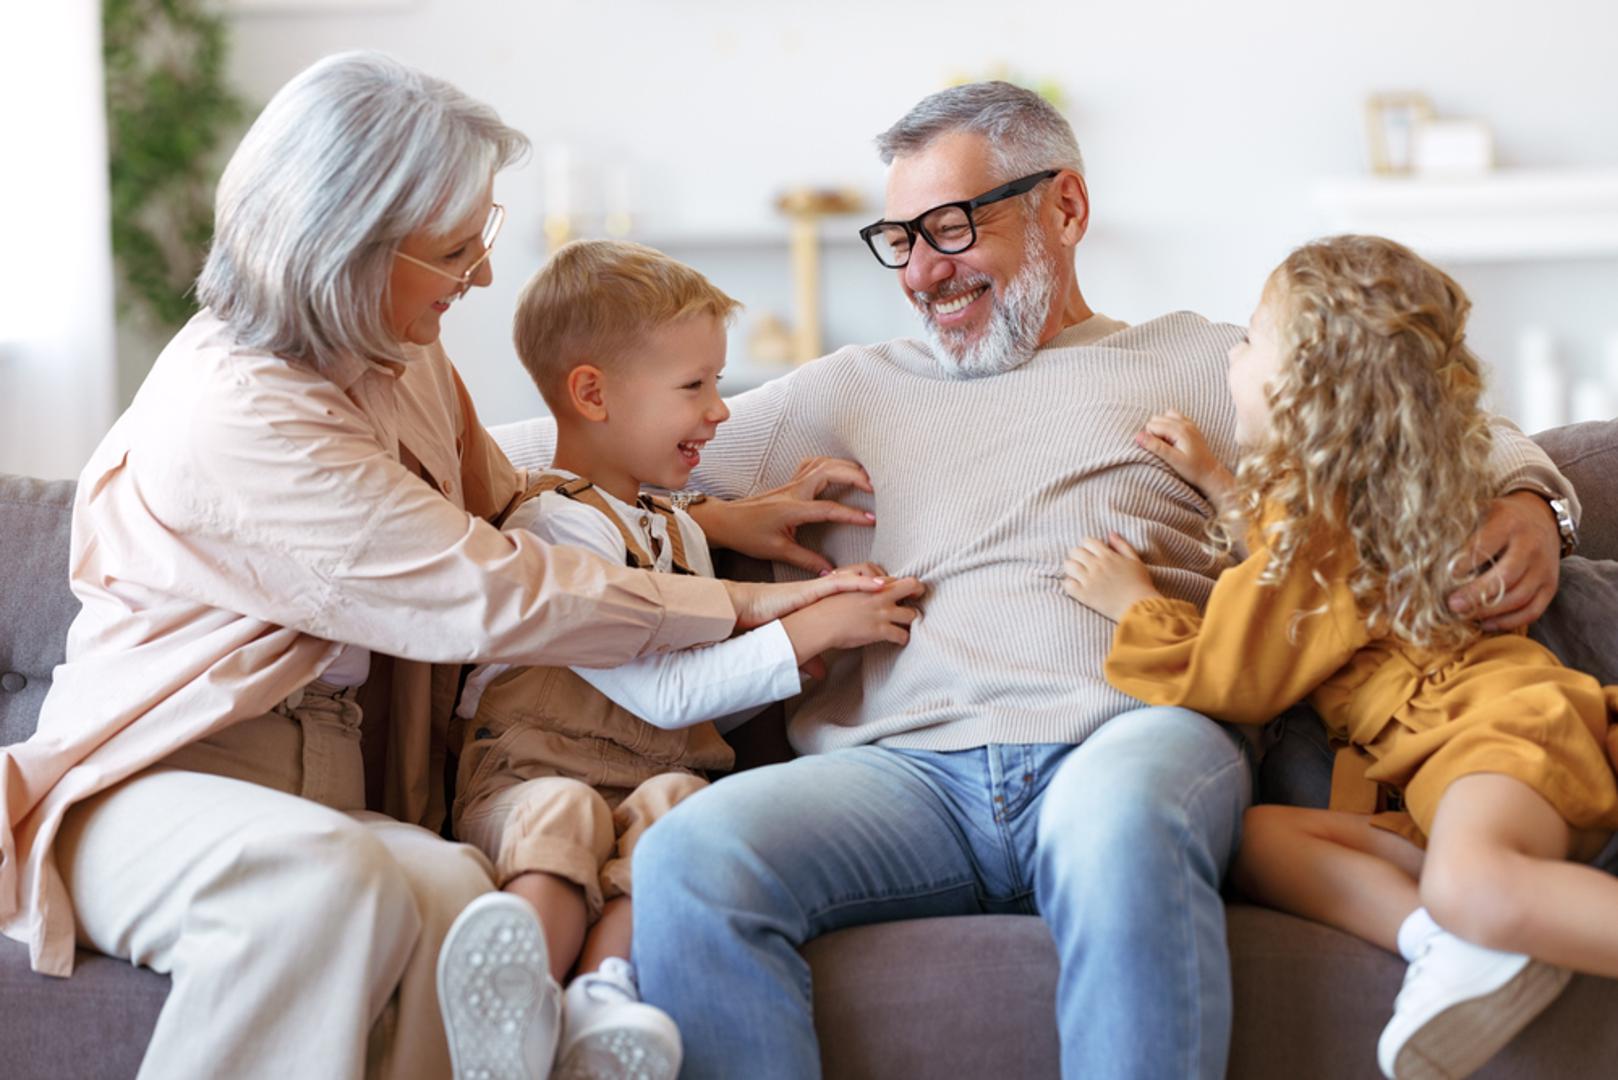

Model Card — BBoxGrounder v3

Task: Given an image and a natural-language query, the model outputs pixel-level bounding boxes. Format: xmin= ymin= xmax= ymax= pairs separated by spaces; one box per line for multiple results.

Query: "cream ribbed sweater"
xmin=497 ymin=312 xmax=1573 ymax=754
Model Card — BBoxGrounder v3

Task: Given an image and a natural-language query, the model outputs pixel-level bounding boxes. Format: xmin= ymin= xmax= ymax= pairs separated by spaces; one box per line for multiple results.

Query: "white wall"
xmin=2 ymin=1 xmax=117 ymax=479
xmin=160 ymin=1 xmax=1618 ymax=431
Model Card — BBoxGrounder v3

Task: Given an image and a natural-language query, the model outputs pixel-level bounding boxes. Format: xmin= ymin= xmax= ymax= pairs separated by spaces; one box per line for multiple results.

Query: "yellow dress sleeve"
xmin=1104 ymin=523 xmax=1371 ymax=725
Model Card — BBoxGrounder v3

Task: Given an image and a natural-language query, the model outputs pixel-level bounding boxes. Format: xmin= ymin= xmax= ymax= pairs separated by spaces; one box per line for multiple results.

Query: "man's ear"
xmin=1052 ymin=170 xmax=1090 ymax=248
xmin=565 ymin=363 xmax=610 ymax=423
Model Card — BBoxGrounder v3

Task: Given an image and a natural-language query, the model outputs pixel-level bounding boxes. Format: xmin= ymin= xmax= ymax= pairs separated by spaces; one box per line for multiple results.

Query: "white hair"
xmin=875 ymin=80 xmax=1084 ymax=181
xmin=196 ymin=51 xmax=529 ymax=372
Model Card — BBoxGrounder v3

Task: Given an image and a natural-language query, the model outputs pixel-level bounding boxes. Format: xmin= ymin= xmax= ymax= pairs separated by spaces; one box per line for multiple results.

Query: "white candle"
xmin=1516 ymin=325 xmax=1565 ymax=434
xmin=1569 ymin=376 xmax=1614 ymax=424
xmin=605 ymin=166 xmax=632 ymax=236
xmin=545 ymin=145 xmax=572 ymax=223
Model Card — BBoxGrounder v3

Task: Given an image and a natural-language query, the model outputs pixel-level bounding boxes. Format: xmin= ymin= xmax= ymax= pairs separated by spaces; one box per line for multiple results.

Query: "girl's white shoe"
xmin=1376 ymin=928 xmax=1571 ymax=1080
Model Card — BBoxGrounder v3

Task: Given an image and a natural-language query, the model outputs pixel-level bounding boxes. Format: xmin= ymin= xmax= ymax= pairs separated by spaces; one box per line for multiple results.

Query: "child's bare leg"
xmin=1421 ymin=772 xmax=1618 ymax=977
xmin=576 ymin=896 xmax=633 ymax=975
xmin=505 ymin=871 xmax=588 ymax=984
xmin=1234 ymin=803 xmax=1425 ymax=953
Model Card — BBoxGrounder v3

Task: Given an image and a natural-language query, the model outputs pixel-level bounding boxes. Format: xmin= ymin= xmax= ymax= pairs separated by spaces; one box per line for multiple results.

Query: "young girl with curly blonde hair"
xmin=1062 ymin=234 xmax=1618 ymax=1080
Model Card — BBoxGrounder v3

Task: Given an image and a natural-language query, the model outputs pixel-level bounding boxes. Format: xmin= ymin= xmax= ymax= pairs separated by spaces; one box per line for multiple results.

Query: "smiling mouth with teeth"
xmin=677 ymin=440 xmax=705 ymax=465
xmin=933 ymin=286 xmax=988 ymax=317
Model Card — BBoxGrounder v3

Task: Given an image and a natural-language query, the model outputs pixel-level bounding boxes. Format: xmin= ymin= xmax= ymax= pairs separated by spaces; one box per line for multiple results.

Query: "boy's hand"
xmin=823 ymin=561 xmax=886 ymax=580
xmin=725 ymin=572 xmax=892 ymax=630
xmin=1061 ymin=533 xmax=1162 ymax=622
xmin=782 ymin=576 xmax=925 ymax=665
xmin=1136 ymin=411 xmax=1234 ymax=512
xmin=690 ymin=457 xmax=876 ymax=574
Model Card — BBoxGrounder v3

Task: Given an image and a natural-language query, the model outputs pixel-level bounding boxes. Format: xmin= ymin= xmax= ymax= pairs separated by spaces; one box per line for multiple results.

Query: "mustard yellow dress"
xmin=1105 ymin=521 xmax=1618 ymax=847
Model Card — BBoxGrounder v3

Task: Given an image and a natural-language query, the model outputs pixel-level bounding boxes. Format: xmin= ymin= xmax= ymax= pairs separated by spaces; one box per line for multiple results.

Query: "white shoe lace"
xmin=579 ymin=958 xmax=641 ymax=1005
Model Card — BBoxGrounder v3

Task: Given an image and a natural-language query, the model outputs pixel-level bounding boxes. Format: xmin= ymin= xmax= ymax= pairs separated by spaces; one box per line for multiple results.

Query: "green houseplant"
xmin=103 ymin=0 xmax=243 ymax=330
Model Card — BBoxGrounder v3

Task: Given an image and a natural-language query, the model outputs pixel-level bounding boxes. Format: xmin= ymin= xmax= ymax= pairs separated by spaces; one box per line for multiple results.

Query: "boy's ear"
xmin=564 ymin=364 xmax=610 ymax=423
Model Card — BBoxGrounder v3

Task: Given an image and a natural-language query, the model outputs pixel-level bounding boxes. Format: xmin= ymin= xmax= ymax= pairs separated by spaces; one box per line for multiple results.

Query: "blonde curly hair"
xmin=1212 ymin=235 xmax=1495 ymax=650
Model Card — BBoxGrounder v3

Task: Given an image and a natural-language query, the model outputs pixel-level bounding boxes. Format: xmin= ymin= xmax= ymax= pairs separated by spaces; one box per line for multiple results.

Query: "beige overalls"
xmin=452 ymin=473 xmax=735 ymax=920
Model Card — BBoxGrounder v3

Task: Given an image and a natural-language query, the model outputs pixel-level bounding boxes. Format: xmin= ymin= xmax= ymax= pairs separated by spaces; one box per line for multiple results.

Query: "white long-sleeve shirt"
xmin=458 ymin=471 xmax=803 ymax=733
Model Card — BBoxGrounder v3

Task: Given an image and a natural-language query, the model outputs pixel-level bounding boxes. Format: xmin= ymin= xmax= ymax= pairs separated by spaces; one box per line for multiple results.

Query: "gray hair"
xmin=875 ymin=81 xmax=1084 ymax=181
xmin=197 ymin=51 xmax=529 ymax=371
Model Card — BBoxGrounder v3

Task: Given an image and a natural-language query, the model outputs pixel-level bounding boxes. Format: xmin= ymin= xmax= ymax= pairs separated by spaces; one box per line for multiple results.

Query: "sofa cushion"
xmin=806 ymin=915 xmax=1059 ymax=1078
xmin=1527 ymin=556 xmax=1618 ymax=684
xmin=803 ymin=906 xmax=1618 ymax=1080
xmin=1224 ymin=903 xmax=1618 ymax=1080
xmin=0 ymin=941 xmax=165 ymax=1079
xmin=1534 ymin=418 xmax=1618 ymax=562
xmin=0 ymin=474 xmax=79 ymax=747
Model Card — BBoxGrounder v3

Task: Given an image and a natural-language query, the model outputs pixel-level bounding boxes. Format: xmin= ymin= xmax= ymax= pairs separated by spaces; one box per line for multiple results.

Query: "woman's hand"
xmin=689 ymin=457 xmax=876 ymax=574
xmin=1136 ymin=411 xmax=1234 ymax=512
xmin=781 ymin=573 xmax=925 ymax=665
xmin=723 ymin=570 xmax=902 ymax=630
xmin=1061 ymin=533 xmax=1162 ymax=622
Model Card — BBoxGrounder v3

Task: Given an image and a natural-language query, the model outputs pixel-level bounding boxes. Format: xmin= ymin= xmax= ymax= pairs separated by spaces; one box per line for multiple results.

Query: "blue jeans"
xmin=631 ymin=706 xmax=1252 ymax=1079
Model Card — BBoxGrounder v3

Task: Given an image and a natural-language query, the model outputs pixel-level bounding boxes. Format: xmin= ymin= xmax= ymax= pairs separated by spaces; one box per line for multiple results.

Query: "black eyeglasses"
xmin=858 ymin=170 xmax=1059 ymax=269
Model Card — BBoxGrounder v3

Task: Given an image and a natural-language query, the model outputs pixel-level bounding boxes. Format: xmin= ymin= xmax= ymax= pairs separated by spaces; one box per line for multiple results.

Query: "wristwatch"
xmin=1548 ymin=496 xmax=1578 ymax=557
xmin=669 ymin=490 xmax=708 ymax=513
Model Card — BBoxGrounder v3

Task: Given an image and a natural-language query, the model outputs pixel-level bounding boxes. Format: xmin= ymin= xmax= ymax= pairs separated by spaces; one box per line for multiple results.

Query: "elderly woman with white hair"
xmin=0 ymin=51 xmax=870 ymax=1080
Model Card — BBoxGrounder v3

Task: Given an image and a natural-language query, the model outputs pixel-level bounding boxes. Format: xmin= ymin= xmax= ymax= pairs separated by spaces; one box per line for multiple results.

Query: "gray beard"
xmin=918 ymin=231 xmax=1058 ymax=380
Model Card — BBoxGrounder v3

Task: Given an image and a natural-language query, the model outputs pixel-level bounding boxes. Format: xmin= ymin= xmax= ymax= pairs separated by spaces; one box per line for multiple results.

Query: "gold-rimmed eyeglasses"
xmin=393 ymin=203 xmax=506 ymax=295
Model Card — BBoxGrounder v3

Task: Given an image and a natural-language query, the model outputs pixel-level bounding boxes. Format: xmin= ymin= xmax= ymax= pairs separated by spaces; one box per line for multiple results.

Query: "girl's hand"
xmin=1136 ymin=410 xmax=1234 ymax=512
xmin=724 ymin=572 xmax=890 ymax=630
xmin=1061 ymin=533 xmax=1162 ymax=622
xmin=690 ymin=457 xmax=876 ymax=575
xmin=781 ymin=577 xmax=925 ymax=664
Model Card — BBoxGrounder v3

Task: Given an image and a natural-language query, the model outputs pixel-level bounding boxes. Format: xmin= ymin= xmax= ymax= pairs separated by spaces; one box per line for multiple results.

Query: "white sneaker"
xmin=553 ymin=958 xmax=682 ymax=1080
xmin=438 ymin=893 xmax=564 ymax=1080
xmin=1376 ymin=928 xmax=1572 ymax=1079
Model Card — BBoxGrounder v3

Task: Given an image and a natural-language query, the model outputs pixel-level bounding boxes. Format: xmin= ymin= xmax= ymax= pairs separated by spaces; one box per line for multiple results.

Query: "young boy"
xmin=436 ymin=240 xmax=921 ymax=1080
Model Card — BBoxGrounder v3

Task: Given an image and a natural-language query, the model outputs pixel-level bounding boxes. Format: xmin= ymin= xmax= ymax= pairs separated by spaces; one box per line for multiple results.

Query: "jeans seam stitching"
xmin=807 ymin=877 xmax=982 ymax=924
xmin=1170 ymin=747 xmax=1247 ymax=1077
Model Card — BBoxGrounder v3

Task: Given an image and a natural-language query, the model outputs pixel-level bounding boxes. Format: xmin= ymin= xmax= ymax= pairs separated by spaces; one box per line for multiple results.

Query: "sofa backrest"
xmin=0 ymin=475 xmax=79 ymax=747
xmin=1530 ymin=420 xmax=1618 ymax=564
xmin=5 ymin=418 xmax=1618 ymax=750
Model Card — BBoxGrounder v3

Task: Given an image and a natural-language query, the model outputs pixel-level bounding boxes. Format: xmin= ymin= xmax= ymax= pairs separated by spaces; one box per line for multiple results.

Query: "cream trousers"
xmin=55 ymin=682 xmax=495 ymax=1080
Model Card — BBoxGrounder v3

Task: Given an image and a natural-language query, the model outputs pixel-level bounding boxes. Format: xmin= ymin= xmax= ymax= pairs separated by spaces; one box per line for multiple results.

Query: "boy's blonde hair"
xmin=514 ymin=239 xmax=740 ymax=409
xmin=1214 ymin=234 xmax=1494 ymax=650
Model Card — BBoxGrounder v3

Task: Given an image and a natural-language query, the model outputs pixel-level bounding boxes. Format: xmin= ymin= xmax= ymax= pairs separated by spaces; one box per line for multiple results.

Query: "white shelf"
xmin=1313 ymin=168 xmax=1618 ymax=262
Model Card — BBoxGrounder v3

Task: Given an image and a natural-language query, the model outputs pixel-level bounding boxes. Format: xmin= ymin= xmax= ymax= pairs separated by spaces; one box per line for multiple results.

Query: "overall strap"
xmin=636 ymin=495 xmax=701 ymax=576
xmin=524 ymin=472 xmax=696 ymax=574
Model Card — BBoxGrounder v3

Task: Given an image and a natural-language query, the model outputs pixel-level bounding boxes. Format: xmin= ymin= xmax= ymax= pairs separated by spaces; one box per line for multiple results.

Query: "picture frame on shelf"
xmin=1364 ymin=92 xmax=1434 ymax=175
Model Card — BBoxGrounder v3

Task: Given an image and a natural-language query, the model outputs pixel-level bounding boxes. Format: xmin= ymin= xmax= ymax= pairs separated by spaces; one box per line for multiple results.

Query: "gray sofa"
xmin=5 ymin=420 xmax=1618 ymax=1079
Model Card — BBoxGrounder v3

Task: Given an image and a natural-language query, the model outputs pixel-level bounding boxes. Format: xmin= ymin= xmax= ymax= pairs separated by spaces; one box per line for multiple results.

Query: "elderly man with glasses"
xmin=513 ymin=80 xmax=1574 ymax=1078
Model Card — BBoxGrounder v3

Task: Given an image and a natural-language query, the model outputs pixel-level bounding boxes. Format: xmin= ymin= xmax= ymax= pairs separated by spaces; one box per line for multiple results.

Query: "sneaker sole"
xmin=553 ymin=1027 xmax=681 ymax=1080
xmin=437 ymin=895 xmax=559 ymax=1080
xmin=1389 ymin=960 xmax=1572 ymax=1080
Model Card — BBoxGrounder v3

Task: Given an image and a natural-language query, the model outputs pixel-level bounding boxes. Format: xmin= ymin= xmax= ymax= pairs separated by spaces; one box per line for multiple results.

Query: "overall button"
xmin=1 ymin=672 xmax=27 ymax=693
